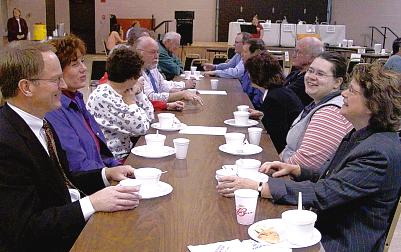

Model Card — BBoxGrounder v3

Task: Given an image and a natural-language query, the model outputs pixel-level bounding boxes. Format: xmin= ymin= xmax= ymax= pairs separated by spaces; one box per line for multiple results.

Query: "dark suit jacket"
xmin=7 ymin=17 xmax=28 ymax=42
xmin=284 ymin=69 xmax=313 ymax=107
xmin=0 ymin=104 xmax=105 ymax=252
xmin=269 ymin=127 xmax=401 ymax=251
xmin=261 ymin=86 xmax=303 ymax=153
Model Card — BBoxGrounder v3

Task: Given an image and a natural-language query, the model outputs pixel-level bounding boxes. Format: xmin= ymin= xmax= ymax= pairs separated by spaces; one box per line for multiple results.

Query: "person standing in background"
xmin=251 ymin=14 xmax=263 ymax=39
xmin=7 ymin=8 xmax=28 ymax=42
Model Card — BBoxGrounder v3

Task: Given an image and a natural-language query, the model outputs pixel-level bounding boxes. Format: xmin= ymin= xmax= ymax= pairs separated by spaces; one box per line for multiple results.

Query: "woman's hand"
xmin=216 ymin=176 xmax=258 ymax=197
xmin=259 ymin=161 xmax=301 ymax=178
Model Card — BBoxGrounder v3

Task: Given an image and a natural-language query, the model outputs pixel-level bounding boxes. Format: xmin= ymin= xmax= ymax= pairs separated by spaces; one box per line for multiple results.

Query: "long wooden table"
xmin=71 ymin=77 xmax=323 ymax=252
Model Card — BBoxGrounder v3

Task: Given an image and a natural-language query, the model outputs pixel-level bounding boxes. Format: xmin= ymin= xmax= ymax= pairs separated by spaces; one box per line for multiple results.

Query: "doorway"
xmin=69 ymin=0 xmax=95 ymax=53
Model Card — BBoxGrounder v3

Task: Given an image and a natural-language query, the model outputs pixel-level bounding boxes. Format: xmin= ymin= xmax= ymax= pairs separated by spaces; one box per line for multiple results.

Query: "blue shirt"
xmin=214 ymin=53 xmax=244 ymax=79
xmin=45 ymin=92 xmax=120 ymax=173
xmin=240 ymin=70 xmax=263 ymax=110
xmin=384 ymin=54 xmax=401 ymax=73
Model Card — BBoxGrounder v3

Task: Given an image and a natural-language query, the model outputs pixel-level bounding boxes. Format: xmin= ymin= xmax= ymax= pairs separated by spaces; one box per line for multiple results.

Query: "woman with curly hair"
xmin=87 ymin=46 xmax=154 ymax=160
xmin=218 ymin=63 xmax=401 ymax=251
xmin=45 ymin=34 xmax=130 ymax=171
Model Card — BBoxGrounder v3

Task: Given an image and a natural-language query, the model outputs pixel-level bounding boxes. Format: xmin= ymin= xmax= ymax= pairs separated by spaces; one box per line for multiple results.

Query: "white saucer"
xmin=248 ymin=218 xmax=321 ymax=249
xmin=224 ymin=119 xmax=259 ymax=127
xmin=131 ymin=145 xmax=175 ymax=158
xmin=151 ymin=122 xmax=187 ymax=131
xmin=140 ymin=181 xmax=173 ymax=199
xmin=219 ymin=144 xmax=262 ymax=156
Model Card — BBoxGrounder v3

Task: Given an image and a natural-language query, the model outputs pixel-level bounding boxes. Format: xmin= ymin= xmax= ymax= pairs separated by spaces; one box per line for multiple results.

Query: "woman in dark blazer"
xmin=245 ymin=50 xmax=303 ymax=153
xmin=7 ymin=8 xmax=28 ymax=42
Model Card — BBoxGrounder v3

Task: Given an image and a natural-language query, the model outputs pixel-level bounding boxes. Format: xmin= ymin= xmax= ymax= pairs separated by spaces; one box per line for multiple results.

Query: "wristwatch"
xmin=257 ymin=181 xmax=263 ymax=197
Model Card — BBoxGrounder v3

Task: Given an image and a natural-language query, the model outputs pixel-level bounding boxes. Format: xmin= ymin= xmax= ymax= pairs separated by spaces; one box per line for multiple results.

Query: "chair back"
xmin=347 ymin=60 xmax=366 ymax=74
xmin=184 ymin=54 xmax=200 ymax=71
xmin=191 ymin=59 xmax=208 ymax=71
xmin=384 ymin=190 xmax=401 ymax=252
xmin=213 ymin=53 xmax=228 ymax=64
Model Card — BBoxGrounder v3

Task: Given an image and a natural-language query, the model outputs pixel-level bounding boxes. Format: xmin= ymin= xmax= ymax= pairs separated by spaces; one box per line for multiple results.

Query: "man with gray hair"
xmin=158 ymin=31 xmax=183 ymax=80
xmin=284 ymin=37 xmax=324 ymax=107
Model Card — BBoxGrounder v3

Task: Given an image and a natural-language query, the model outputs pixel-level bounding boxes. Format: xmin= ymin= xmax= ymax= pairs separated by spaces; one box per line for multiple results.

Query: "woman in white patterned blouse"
xmin=87 ymin=46 xmax=154 ymax=160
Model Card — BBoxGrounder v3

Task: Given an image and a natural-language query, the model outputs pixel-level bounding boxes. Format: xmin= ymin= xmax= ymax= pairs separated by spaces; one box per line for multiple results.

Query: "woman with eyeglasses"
xmin=280 ymin=51 xmax=352 ymax=170
xmin=45 ymin=34 xmax=130 ymax=173
xmin=218 ymin=62 xmax=401 ymax=252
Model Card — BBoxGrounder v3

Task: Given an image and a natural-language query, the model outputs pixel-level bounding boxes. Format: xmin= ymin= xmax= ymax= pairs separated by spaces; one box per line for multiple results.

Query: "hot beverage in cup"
xmin=173 ymin=138 xmax=190 ymax=159
xmin=234 ymin=189 xmax=258 ymax=225
xmin=236 ymin=158 xmax=261 ymax=178
xmin=210 ymin=79 xmax=219 ymax=90
xmin=237 ymin=105 xmax=249 ymax=112
xmin=233 ymin=111 xmax=250 ymax=125
xmin=145 ymin=133 xmax=166 ymax=147
xmin=134 ymin=168 xmax=162 ymax=191
xmin=248 ymin=127 xmax=263 ymax=145
xmin=224 ymin=132 xmax=245 ymax=147
xmin=282 ymin=209 xmax=317 ymax=245
xmin=158 ymin=113 xmax=175 ymax=129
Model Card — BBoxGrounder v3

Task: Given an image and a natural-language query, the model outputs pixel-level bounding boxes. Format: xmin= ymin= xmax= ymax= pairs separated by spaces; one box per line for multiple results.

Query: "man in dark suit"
xmin=0 ymin=41 xmax=141 ymax=252
xmin=7 ymin=8 xmax=28 ymax=42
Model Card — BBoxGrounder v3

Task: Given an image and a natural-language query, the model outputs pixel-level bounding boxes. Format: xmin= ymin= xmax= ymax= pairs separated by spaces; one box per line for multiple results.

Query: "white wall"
xmin=332 ymin=0 xmax=401 ymax=51
xmin=95 ymin=0 xmax=217 ymax=53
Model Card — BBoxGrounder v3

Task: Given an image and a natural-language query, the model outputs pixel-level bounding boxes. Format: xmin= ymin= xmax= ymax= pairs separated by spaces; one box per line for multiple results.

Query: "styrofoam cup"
xmin=347 ymin=39 xmax=353 ymax=47
xmin=248 ymin=127 xmax=263 ymax=145
xmin=191 ymin=66 xmax=197 ymax=74
xmin=211 ymin=79 xmax=219 ymax=90
xmin=184 ymin=70 xmax=191 ymax=79
xmin=215 ymin=168 xmax=237 ymax=184
xmin=236 ymin=159 xmax=261 ymax=178
xmin=234 ymin=189 xmax=258 ymax=225
xmin=173 ymin=138 xmax=190 ymax=159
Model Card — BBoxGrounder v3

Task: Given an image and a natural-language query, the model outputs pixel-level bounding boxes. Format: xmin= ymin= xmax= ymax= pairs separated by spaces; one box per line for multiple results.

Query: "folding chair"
xmin=191 ymin=59 xmax=208 ymax=71
xmin=213 ymin=53 xmax=228 ymax=64
xmin=184 ymin=53 xmax=200 ymax=71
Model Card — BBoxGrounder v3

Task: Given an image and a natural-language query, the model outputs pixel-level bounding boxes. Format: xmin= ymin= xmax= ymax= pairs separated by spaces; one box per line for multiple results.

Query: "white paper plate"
xmin=131 ymin=145 xmax=175 ymax=158
xmin=219 ymin=144 xmax=263 ymax=156
xmin=151 ymin=122 xmax=187 ymax=131
xmin=248 ymin=218 xmax=322 ymax=248
xmin=224 ymin=119 xmax=259 ymax=127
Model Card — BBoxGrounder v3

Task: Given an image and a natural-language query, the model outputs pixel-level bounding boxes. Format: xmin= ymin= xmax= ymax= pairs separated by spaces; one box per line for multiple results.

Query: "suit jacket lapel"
xmin=3 ymin=104 xmax=71 ymax=202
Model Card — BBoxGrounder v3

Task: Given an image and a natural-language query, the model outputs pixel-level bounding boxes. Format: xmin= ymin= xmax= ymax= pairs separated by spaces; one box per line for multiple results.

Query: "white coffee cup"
xmin=282 ymin=209 xmax=317 ymax=245
xmin=158 ymin=113 xmax=175 ymax=129
xmin=233 ymin=111 xmax=250 ymax=126
xmin=234 ymin=189 xmax=258 ymax=225
xmin=347 ymin=39 xmax=353 ymax=47
xmin=237 ymin=105 xmax=249 ymax=112
xmin=215 ymin=168 xmax=237 ymax=184
xmin=211 ymin=79 xmax=219 ymax=90
xmin=236 ymin=158 xmax=261 ymax=178
xmin=184 ymin=70 xmax=191 ymax=79
xmin=374 ymin=44 xmax=382 ymax=54
xmin=191 ymin=66 xmax=197 ymax=74
xmin=173 ymin=138 xmax=190 ymax=159
xmin=224 ymin=132 xmax=245 ymax=146
xmin=248 ymin=127 xmax=263 ymax=145
xmin=134 ymin=168 xmax=162 ymax=185
xmin=145 ymin=134 xmax=166 ymax=147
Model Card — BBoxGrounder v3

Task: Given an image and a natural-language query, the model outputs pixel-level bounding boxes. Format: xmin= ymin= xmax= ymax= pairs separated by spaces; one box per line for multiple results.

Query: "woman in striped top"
xmin=280 ymin=52 xmax=352 ymax=170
